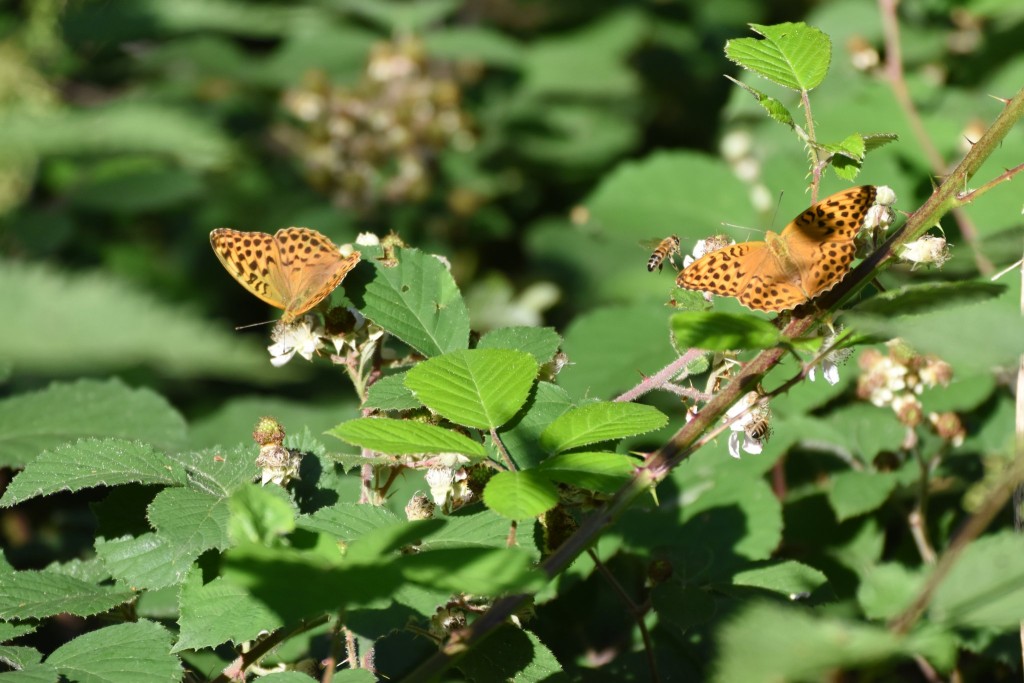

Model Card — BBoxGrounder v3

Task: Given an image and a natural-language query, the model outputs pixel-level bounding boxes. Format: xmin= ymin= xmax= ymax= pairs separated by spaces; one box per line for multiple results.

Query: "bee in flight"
xmin=644 ymin=235 xmax=681 ymax=272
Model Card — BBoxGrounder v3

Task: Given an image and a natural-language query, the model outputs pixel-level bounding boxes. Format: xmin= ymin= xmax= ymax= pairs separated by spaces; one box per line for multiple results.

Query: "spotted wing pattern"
xmin=210 ymin=227 xmax=361 ymax=323
xmin=675 ymin=186 xmax=877 ymax=312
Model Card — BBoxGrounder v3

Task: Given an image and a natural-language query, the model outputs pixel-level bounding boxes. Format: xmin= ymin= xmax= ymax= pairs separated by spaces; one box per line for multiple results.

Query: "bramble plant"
xmin=1 ymin=6 xmax=1023 ymax=683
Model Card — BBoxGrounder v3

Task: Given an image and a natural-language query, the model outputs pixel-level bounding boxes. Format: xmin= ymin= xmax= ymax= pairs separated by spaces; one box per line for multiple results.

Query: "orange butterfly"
xmin=676 ymin=186 xmax=878 ymax=312
xmin=210 ymin=227 xmax=361 ymax=323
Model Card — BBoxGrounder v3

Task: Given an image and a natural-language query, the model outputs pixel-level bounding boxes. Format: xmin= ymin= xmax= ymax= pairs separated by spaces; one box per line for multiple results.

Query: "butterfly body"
xmin=210 ymin=227 xmax=361 ymax=323
xmin=676 ymin=186 xmax=878 ymax=312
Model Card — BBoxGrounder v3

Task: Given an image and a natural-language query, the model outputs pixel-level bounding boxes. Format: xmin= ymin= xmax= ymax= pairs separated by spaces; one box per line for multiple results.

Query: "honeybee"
xmin=644 ymin=235 xmax=681 ymax=272
xmin=745 ymin=417 xmax=772 ymax=442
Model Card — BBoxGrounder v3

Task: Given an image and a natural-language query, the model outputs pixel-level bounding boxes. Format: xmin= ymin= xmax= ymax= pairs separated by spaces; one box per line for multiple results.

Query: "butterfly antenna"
xmin=234 ymin=320 xmax=276 ymax=331
xmin=719 ymin=222 xmax=761 ymax=238
xmin=770 ymin=190 xmax=784 ymax=227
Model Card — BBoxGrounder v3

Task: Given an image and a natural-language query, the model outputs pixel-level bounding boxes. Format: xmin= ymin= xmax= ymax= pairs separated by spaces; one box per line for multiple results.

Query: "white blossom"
xmin=268 ymin=316 xmax=324 ymax=367
xmin=898 ymin=235 xmax=951 ymax=270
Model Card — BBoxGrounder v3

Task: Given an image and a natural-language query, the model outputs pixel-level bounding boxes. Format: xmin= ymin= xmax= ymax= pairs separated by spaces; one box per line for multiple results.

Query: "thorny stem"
xmin=344 ymin=627 xmax=359 ymax=670
xmin=877 ymin=0 xmax=993 ymax=274
xmin=400 ymin=84 xmax=1024 ymax=683
xmin=587 ymin=549 xmax=661 ymax=683
xmin=955 ymin=162 xmax=1024 ymax=205
xmin=800 ymin=88 xmax=822 ymax=203
xmin=614 ymin=348 xmax=704 ymax=403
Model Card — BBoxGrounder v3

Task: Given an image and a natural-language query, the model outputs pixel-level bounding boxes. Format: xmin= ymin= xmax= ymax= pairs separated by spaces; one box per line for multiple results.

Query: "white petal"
xmin=742 ymin=435 xmax=763 ymax=455
xmin=728 ymin=432 xmax=742 ymax=458
xmin=823 ymin=362 xmax=841 ymax=385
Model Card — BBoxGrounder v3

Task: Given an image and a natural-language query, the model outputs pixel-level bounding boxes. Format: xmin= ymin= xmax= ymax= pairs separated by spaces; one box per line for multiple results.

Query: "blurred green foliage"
xmin=1 ymin=0 xmax=1024 ymax=680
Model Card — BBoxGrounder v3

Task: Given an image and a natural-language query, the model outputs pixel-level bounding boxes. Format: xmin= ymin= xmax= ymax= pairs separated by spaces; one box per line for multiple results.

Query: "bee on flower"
xmin=725 ymin=391 xmax=772 ymax=458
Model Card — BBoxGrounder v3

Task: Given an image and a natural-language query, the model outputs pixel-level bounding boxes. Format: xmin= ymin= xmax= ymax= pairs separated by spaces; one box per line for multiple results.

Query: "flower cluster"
xmin=856 ymin=340 xmax=962 ymax=445
xmin=280 ymin=36 xmax=475 ymax=210
xmin=268 ymin=310 xmax=383 ymax=368
xmin=854 ymin=185 xmax=898 ymax=256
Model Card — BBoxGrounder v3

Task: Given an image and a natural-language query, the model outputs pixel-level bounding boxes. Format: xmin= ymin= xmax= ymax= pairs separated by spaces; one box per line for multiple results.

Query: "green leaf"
xmin=0 ymin=439 xmax=186 ymax=508
xmin=559 ymin=303 xmax=679 ymax=399
xmin=86 ymin=0 xmax=314 ymax=38
xmin=220 ymin=542 xmax=380 ymax=622
xmin=363 ymin=372 xmax=422 ymax=411
xmin=536 ymin=452 xmax=637 ymax=494
xmin=862 ymin=133 xmax=899 ymax=152
xmin=94 ymin=488 xmax=230 ymax=591
xmin=654 ymin=583 xmax=718 ymax=635
xmin=520 ymin=9 xmax=645 ymax=99
xmin=167 ymin=445 xmax=260 ymax=497
xmin=671 ymin=311 xmax=782 ymax=351
xmin=725 ymin=22 xmax=832 ymax=91
xmin=724 ymin=76 xmax=795 ymax=127
xmin=457 ymin=625 xmax=563 ymax=682
xmin=1 ymin=102 xmax=233 ymax=169
xmin=0 ymin=570 xmax=134 ymax=620
xmin=425 ymin=26 xmax=524 ymax=68
xmin=227 ymin=484 xmax=296 ymax=545
xmin=0 ymin=622 xmax=38 ymax=643
xmin=261 ymin=673 xmax=334 ymax=683
xmin=329 ymin=418 xmax=486 ymax=458
xmin=499 ymin=382 xmax=574 ymax=469
xmin=298 ymin=502 xmax=402 ymax=542
xmin=416 ymin=511 xmax=513 ymax=551
xmin=931 ymin=531 xmax=1024 ymax=628
xmin=352 ymin=248 xmax=470 ymax=357
xmin=585 ymin=152 xmax=754 ymax=240
xmin=729 ymin=561 xmax=828 ymax=597
xmin=858 ymin=563 xmax=922 ymax=621
xmin=344 ymin=0 xmax=458 ymax=32
xmin=47 ymin=621 xmax=181 ymax=683
xmin=405 ymin=349 xmax=539 ymax=429
xmin=174 ymin=570 xmax=282 ymax=652
xmin=477 ymin=327 xmax=561 ymax=366
xmin=540 ymin=402 xmax=668 ymax=454
xmin=827 ymin=470 xmax=899 ymax=522
xmin=820 ymin=133 xmax=867 ymax=161
xmin=803 ymin=404 xmax=905 ymax=464
xmin=482 ymin=470 xmax=559 ymax=520
xmin=0 ymin=646 xmax=49 ymax=676
xmin=67 ymin=165 xmax=203 ymax=213
xmin=620 ymin=446 xmax=782 ymax=574
xmin=713 ymin=602 xmax=952 ymax=683
xmin=0 ymin=378 xmax=186 ymax=468
xmin=845 ymin=286 xmax=1024 ymax=373
xmin=849 ymin=281 xmax=1005 ymax=317
xmin=514 ymin=102 xmax=638 ymax=170
xmin=95 ymin=533 xmax=197 ymax=592
xmin=398 ymin=547 xmax=543 ymax=595
xmin=0 ymin=260 xmax=271 ymax=381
